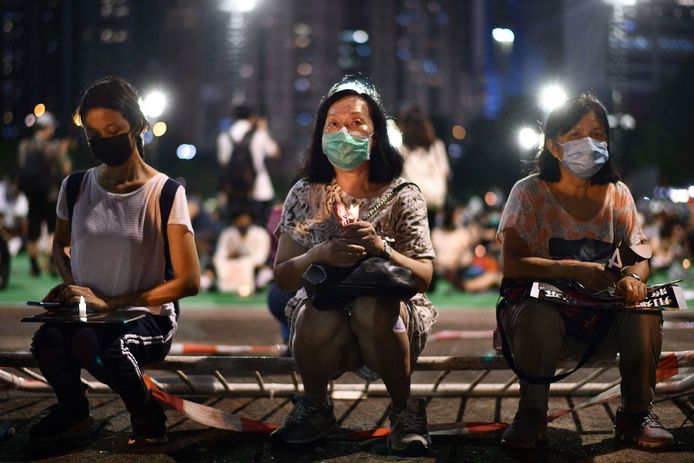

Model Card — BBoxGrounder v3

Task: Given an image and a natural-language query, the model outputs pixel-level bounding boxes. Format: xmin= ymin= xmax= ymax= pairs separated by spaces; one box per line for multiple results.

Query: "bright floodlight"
xmin=620 ymin=113 xmax=636 ymax=130
xmin=176 ymin=144 xmax=197 ymax=160
xmin=220 ymin=0 xmax=257 ymax=12
xmin=518 ymin=127 xmax=541 ymax=151
xmin=352 ymin=30 xmax=369 ymax=44
xmin=539 ymin=84 xmax=567 ymax=113
xmin=140 ymin=91 xmax=167 ymax=119
xmin=492 ymin=28 xmax=515 ymax=43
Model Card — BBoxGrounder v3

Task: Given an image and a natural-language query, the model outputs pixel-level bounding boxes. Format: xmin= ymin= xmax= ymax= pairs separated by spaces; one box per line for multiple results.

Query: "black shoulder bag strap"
xmin=495 ymin=296 xmax=613 ymax=385
xmin=160 ymin=178 xmax=182 ymax=319
xmin=66 ymin=170 xmax=87 ymax=221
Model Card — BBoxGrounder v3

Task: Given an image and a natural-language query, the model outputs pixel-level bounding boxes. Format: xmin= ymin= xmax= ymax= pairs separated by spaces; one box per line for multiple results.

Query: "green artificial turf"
xmin=3 ymin=252 xmax=690 ymax=311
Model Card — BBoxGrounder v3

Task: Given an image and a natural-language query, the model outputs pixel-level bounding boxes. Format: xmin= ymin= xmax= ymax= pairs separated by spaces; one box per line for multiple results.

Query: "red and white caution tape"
xmin=143 ymin=374 xmax=509 ymax=438
xmin=168 ymin=343 xmax=287 ymax=355
xmin=143 ymin=375 xmax=276 ymax=434
xmin=429 ymin=330 xmax=494 ymax=341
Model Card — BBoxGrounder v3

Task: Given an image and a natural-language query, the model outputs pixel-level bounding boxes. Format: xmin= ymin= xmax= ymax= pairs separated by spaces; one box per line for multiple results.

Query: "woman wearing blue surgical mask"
xmin=496 ymin=94 xmax=671 ymax=450
xmin=271 ymin=77 xmax=436 ymax=455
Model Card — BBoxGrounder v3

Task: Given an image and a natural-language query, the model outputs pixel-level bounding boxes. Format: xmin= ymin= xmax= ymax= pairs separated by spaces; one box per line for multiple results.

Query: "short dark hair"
xmin=300 ymin=77 xmax=403 ymax=184
xmin=234 ymin=104 xmax=253 ymax=120
xmin=77 ymin=76 xmax=149 ymax=156
xmin=536 ymin=93 xmax=620 ymax=184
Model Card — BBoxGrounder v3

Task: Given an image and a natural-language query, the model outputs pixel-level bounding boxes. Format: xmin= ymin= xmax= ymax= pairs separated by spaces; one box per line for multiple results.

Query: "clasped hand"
xmin=43 ymin=282 xmax=110 ymax=312
xmin=320 ymin=221 xmax=382 ymax=267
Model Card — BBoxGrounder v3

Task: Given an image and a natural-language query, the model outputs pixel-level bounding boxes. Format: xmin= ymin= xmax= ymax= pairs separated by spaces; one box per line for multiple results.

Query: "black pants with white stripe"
xmin=31 ymin=314 xmax=175 ymax=412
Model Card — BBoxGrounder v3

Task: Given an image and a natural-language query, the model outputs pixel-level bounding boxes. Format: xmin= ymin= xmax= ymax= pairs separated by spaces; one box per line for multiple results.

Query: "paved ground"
xmin=1 ymin=305 xmax=693 ymax=462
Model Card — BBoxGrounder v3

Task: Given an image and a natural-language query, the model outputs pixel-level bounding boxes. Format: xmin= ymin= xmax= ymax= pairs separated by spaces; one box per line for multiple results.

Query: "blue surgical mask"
xmin=321 ymin=128 xmax=371 ymax=170
xmin=557 ymin=137 xmax=609 ymax=179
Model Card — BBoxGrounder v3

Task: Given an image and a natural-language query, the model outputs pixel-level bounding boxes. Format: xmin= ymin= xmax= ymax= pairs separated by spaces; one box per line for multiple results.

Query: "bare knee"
xmin=350 ymin=296 xmax=401 ymax=337
xmin=294 ymin=304 xmax=351 ymax=348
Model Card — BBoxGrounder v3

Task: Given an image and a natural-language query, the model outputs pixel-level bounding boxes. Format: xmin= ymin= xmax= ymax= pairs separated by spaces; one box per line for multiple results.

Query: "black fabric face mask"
xmin=88 ymin=132 xmax=133 ymax=167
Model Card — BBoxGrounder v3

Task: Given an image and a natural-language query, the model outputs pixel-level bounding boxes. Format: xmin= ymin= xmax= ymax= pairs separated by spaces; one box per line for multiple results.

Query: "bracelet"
xmin=623 ymin=272 xmax=642 ymax=282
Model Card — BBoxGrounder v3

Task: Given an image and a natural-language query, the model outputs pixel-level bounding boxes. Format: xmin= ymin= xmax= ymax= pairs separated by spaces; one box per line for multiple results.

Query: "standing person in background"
xmin=217 ymin=105 xmax=280 ymax=226
xmin=17 ymin=112 xmax=71 ymax=276
xmin=30 ymin=76 xmax=199 ymax=444
xmin=398 ymin=105 xmax=450 ymax=229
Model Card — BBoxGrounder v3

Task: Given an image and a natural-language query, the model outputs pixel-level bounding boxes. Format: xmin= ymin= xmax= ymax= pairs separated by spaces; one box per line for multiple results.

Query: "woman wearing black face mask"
xmin=29 ymin=76 xmax=200 ymax=445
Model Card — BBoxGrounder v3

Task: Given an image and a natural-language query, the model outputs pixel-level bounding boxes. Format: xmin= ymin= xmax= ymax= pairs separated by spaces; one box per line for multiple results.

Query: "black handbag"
xmin=302 ymin=182 xmax=420 ymax=311
xmin=303 ymin=256 xmax=418 ymax=311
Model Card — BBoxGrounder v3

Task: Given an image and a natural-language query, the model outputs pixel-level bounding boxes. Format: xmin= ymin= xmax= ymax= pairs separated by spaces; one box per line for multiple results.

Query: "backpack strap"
xmin=66 ymin=170 xmax=87 ymax=222
xmin=160 ymin=177 xmax=182 ymax=319
xmin=227 ymin=124 xmax=257 ymax=150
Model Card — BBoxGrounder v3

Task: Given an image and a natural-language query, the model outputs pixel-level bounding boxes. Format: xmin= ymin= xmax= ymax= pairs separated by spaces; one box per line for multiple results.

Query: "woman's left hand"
xmin=340 ymin=221 xmax=384 ymax=256
xmin=59 ymin=284 xmax=110 ymax=312
xmin=615 ymin=276 xmax=647 ymax=305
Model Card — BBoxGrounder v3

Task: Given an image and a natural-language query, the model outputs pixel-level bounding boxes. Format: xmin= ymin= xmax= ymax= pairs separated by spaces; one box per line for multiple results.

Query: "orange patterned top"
xmin=497 ymin=174 xmax=645 ymax=263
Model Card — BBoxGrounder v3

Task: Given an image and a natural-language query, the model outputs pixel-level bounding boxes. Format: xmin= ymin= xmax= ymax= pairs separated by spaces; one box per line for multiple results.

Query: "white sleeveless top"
xmin=56 ymin=168 xmax=193 ymax=316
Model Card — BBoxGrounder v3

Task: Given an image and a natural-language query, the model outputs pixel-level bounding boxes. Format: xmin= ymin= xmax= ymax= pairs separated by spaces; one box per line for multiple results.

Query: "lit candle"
xmin=79 ymin=295 xmax=87 ymax=322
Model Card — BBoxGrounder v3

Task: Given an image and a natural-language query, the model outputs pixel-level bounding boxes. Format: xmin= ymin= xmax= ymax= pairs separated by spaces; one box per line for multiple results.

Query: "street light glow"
xmin=140 ymin=90 xmax=167 ymax=119
xmin=518 ymin=127 xmax=541 ymax=151
xmin=492 ymin=28 xmax=515 ymax=43
xmin=539 ymin=84 xmax=568 ymax=113
xmin=152 ymin=121 xmax=167 ymax=137
xmin=176 ymin=144 xmax=197 ymax=160
xmin=220 ymin=0 xmax=257 ymax=12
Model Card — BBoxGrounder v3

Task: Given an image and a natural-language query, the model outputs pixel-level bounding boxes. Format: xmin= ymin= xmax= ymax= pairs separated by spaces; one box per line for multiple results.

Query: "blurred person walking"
xmin=16 ymin=112 xmax=71 ymax=276
xmin=217 ymin=105 xmax=280 ymax=226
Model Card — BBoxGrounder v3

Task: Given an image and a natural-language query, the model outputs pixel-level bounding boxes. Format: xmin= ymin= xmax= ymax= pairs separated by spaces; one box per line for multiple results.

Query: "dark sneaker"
xmin=270 ymin=395 xmax=336 ymax=444
xmin=387 ymin=398 xmax=431 ymax=455
xmin=614 ymin=407 xmax=674 ymax=450
xmin=501 ymin=408 xmax=548 ymax=449
xmin=29 ymin=399 xmax=93 ymax=440
xmin=127 ymin=398 xmax=168 ymax=445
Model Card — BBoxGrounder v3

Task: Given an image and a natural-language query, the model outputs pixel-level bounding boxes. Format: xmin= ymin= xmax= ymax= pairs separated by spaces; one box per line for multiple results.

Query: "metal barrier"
xmin=1 ymin=351 xmax=693 ymax=399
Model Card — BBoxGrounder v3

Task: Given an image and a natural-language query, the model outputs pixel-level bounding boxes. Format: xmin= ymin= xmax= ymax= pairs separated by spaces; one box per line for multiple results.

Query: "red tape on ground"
xmin=144 ymin=375 xmax=508 ymax=438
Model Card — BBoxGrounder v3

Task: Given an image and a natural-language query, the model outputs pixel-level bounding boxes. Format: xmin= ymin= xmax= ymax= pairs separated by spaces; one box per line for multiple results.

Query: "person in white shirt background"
xmin=213 ymin=207 xmax=272 ymax=296
xmin=216 ymin=104 xmax=280 ymax=226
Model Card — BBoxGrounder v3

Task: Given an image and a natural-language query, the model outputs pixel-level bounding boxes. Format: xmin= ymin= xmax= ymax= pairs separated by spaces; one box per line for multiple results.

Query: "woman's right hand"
xmin=570 ymin=262 xmax=617 ymax=290
xmin=318 ymin=239 xmax=367 ymax=267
